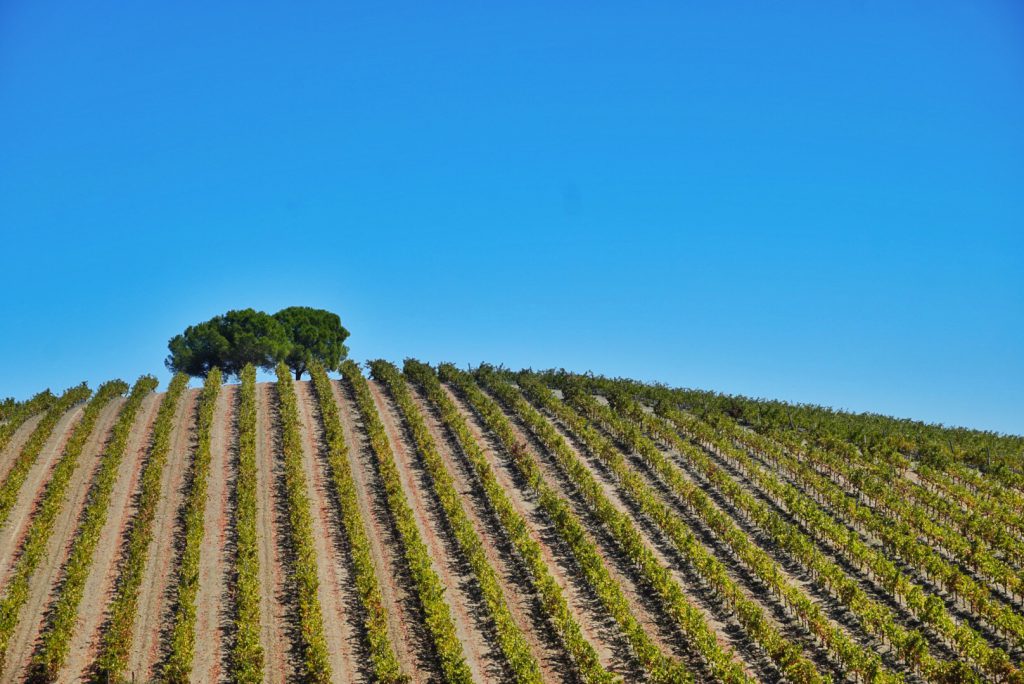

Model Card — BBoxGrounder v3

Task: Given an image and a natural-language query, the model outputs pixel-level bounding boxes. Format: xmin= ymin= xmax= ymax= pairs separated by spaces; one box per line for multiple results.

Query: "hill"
xmin=0 ymin=360 xmax=1021 ymax=683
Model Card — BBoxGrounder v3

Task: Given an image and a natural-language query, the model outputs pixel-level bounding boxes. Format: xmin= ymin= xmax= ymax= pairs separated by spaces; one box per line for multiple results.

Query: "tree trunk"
xmin=295 ymin=367 xmax=304 ymax=381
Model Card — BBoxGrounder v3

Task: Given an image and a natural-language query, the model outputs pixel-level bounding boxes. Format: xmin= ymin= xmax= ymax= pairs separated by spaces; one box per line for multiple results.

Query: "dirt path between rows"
xmin=255 ymin=382 xmax=294 ymax=684
xmin=0 ymin=405 xmax=85 ymax=586
xmin=368 ymin=380 xmax=499 ymax=683
xmin=293 ymin=380 xmax=363 ymax=683
xmin=480 ymin=392 xmax=692 ymax=670
xmin=533 ymin=402 xmax=775 ymax=680
xmin=192 ymin=384 xmax=236 ymax=684
xmin=330 ymin=379 xmax=438 ymax=682
xmin=410 ymin=387 xmax=570 ymax=681
xmin=440 ymin=383 xmax=629 ymax=679
xmin=0 ymin=398 xmax=124 ymax=684
xmin=128 ymin=388 xmax=197 ymax=682
xmin=0 ymin=414 xmax=45 ymax=482
xmin=61 ymin=392 xmax=162 ymax=682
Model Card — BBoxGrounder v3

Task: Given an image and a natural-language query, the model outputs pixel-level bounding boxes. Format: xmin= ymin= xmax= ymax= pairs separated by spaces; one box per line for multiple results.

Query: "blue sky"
xmin=1 ymin=1 xmax=1021 ymax=434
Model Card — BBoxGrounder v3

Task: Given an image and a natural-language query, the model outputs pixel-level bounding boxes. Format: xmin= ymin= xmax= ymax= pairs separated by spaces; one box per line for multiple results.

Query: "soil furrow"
xmin=484 ymin=391 xmax=706 ymax=671
xmin=61 ymin=392 xmax=162 ymax=682
xmin=411 ymin=387 xmax=572 ymax=682
xmin=128 ymin=388 xmax=197 ymax=682
xmin=0 ymin=406 xmax=85 ymax=585
xmin=530 ymin=402 xmax=780 ymax=680
xmin=440 ymin=383 xmax=632 ymax=679
xmin=0 ymin=398 xmax=124 ymax=684
xmin=0 ymin=415 xmax=45 ymax=483
xmin=293 ymin=380 xmax=362 ymax=683
xmin=192 ymin=384 xmax=236 ymax=683
xmin=329 ymin=379 xmax=438 ymax=682
xmin=254 ymin=382 xmax=294 ymax=684
xmin=368 ymin=379 xmax=499 ymax=683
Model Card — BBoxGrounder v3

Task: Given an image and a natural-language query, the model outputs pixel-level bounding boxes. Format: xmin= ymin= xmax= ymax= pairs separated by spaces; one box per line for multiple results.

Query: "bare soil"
xmin=61 ymin=392 xmax=162 ymax=682
xmin=0 ymin=398 xmax=124 ymax=684
xmin=128 ymin=388 xmax=197 ymax=682
xmin=439 ymin=384 xmax=631 ymax=679
xmin=192 ymin=384 xmax=236 ymax=683
xmin=293 ymin=381 xmax=363 ymax=682
xmin=367 ymin=380 xmax=500 ymax=683
xmin=330 ymin=378 xmax=439 ymax=682
xmin=0 ymin=406 xmax=86 ymax=584
xmin=254 ymin=382 xmax=295 ymax=684
xmin=0 ymin=414 xmax=45 ymax=483
xmin=409 ymin=387 xmax=571 ymax=682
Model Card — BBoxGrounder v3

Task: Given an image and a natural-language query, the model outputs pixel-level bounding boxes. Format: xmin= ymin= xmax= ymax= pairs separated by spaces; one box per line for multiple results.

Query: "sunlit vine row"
xmin=32 ymin=375 xmax=159 ymax=681
xmin=342 ymin=361 xmax=474 ymax=684
xmin=404 ymin=360 xmax=615 ymax=684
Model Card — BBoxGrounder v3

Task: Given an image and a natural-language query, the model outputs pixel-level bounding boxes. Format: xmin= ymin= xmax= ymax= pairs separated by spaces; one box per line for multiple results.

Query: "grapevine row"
xmin=0 ymin=380 xmax=126 ymax=677
xmin=481 ymin=368 xmax=769 ymax=683
xmin=693 ymin=410 xmax=1024 ymax=674
xmin=550 ymin=374 xmax=978 ymax=682
xmin=308 ymin=363 xmax=407 ymax=682
xmin=0 ymin=389 xmax=55 ymax=455
xmin=372 ymin=360 xmax=544 ymax=682
xmin=231 ymin=365 xmax=264 ymax=683
xmin=274 ymin=362 xmax=333 ymax=682
xmin=439 ymin=363 xmax=693 ymax=683
xmin=403 ymin=360 xmax=615 ymax=684
xmin=32 ymin=375 xmax=159 ymax=681
xmin=537 ymin=372 xmax=905 ymax=682
xmin=512 ymin=370 xmax=866 ymax=683
xmin=163 ymin=369 xmax=221 ymax=683
xmin=0 ymin=383 xmax=92 ymax=529
xmin=341 ymin=360 xmax=474 ymax=683
xmin=92 ymin=373 xmax=189 ymax=682
xmin=769 ymin=423 xmax=1024 ymax=612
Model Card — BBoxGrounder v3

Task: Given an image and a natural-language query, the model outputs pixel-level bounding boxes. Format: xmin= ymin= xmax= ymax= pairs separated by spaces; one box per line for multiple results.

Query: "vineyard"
xmin=0 ymin=361 xmax=1021 ymax=683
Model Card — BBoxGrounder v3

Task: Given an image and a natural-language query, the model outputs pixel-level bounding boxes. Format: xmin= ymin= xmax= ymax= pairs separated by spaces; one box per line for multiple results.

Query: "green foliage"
xmin=274 ymin=306 xmax=349 ymax=380
xmin=231 ymin=365 xmax=264 ymax=684
xmin=165 ymin=309 xmax=290 ymax=379
xmin=404 ymin=359 xmax=616 ymax=684
xmin=0 ymin=380 xmax=126 ymax=678
xmin=164 ymin=368 xmax=222 ymax=683
xmin=341 ymin=360 xmax=474 ymax=684
xmin=166 ymin=306 xmax=349 ymax=381
xmin=438 ymin=363 xmax=691 ymax=684
xmin=0 ymin=384 xmax=92 ymax=530
xmin=487 ymin=370 xmax=770 ymax=684
xmin=92 ymin=373 xmax=189 ymax=683
xmin=371 ymin=360 xmax=542 ymax=684
xmin=0 ymin=389 xmax=56 ymax=453
xmin=274 ymin=362 xmax=333 ymax=683
xmin=308 ymin=363 xmax=407 ymax=683
xmin=32 ymin=375 xmax=159 ymax=682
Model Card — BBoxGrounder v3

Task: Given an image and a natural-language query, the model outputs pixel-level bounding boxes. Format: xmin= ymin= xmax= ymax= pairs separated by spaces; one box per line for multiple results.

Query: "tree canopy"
xmin=274 ymin=306 xmax=350 ymax=380
xmin=166 ymin=307 xmax=349 ymax=380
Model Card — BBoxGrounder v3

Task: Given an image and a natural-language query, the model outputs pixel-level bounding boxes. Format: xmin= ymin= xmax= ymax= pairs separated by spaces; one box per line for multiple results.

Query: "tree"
xmin=274 ymin=306 xmax=350 ymax=380
xmin=166 ymin=308 xmax=291 ymax=379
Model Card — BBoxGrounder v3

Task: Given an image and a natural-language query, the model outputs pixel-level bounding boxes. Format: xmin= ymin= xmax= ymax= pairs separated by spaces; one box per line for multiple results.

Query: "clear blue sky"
xmin=1 ymin=1 xmax=1021 ymax=434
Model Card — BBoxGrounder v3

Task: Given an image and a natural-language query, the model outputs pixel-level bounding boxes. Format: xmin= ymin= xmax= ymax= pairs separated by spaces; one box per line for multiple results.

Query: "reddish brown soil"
xmin=330 ymin=379 xmax=438 ymax=682
xmin=293 ymin=381 xmax=363 ymax=682
xmin=254 ymin=382 xmax=295 ymax=683
xmin=367 ymin=380 xmax=499 ymax=683
xmin=0 ymin=406 xmax=85 ymax=584
xmin=409 ymin=388 xmax=569 ymax=681
xmin=0 ymin=414 xmax=45 ymax=482
xmin=0 ymin=398 xmax=124 ymax=684
xmin=439 ymin=384 xmax=627 ymax=678
xmin=128 ymin=388 xmax=197 ymax=682
xmin=61 ymin=392 xmax=162 ymax=682
xmin=192 ymin=384 xmax=235 ymax=683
